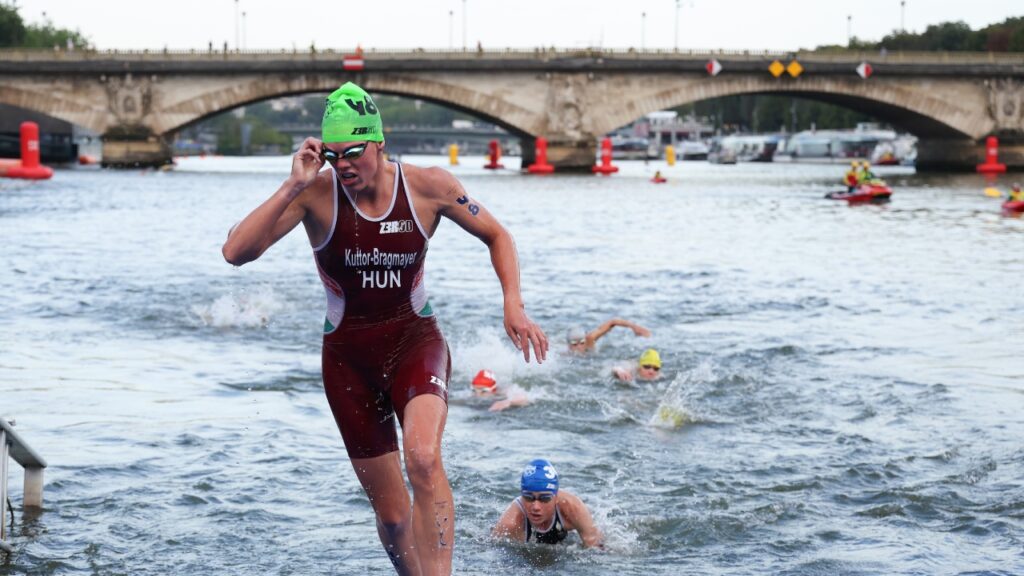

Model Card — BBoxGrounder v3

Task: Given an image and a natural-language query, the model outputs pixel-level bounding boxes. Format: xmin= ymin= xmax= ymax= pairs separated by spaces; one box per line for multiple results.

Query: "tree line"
xmin=0 ymin=2 xmax=90 ymax=49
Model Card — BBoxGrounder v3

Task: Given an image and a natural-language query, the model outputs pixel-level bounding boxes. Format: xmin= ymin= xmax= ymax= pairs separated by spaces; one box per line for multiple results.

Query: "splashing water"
xmin=192 ymin=286 xmax=284 ymax=328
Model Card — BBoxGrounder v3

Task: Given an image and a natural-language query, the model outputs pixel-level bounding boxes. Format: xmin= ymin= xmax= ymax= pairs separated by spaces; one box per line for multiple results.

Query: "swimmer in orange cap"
xmin=471 ymin=369 xmax=529 ymax=412
xmin=567 ymin=318 xmax=651 ymax=355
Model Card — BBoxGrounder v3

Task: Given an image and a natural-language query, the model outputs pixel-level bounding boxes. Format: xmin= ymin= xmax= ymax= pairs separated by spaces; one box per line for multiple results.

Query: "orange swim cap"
xmin=472 ymin=369 xmax=497 ymax=391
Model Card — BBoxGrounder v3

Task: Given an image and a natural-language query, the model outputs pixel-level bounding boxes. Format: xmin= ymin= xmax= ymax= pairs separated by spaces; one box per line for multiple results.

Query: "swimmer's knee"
xmin=405 ymin=449 xmax=442 ymax=487
xmin=377 ymin=514 xmax=411 ymax=537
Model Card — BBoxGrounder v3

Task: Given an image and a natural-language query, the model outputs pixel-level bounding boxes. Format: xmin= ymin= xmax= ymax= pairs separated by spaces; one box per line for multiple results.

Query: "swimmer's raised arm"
xmin=589 ymin=318 xmax=651 ymax=344
xmin=222 ymin=137 xmax=325 ymax=265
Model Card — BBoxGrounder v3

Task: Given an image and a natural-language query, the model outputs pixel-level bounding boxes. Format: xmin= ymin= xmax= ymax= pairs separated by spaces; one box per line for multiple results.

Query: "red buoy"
xmin=591 ymin=137 xmax=619 ymax=175
xmin=483 ymin=139 xmax=504 ymax=169
xmin=977 ymin=136 xmax=1007 ymax=174
xmin=526 ymin=137 xmax=554 ymax=174
xmin=2 ymin=122 xmax=54 ymax=180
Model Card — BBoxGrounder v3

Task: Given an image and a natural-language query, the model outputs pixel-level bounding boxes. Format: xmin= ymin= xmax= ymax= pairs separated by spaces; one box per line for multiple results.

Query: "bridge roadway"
xmin=1 ymin=48 xmax=1022 ymax=169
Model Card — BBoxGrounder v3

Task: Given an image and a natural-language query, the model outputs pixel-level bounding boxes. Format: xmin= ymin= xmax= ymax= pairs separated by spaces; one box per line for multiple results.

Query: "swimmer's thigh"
xmin=322 ymin=347 xmax=399 ymax=458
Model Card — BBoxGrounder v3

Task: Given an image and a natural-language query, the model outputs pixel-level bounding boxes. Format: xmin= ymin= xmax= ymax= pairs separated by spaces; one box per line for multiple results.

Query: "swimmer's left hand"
xmin=503 ymin=303 xmax=548 ymax=364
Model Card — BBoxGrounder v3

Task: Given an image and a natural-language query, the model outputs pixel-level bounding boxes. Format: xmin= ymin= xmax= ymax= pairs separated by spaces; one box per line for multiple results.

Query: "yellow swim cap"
xmin=638 ymin=348 xmax=661 ymax=368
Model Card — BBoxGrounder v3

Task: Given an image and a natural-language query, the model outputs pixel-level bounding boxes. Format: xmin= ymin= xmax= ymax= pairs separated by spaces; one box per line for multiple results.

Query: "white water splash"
xmin=192 ymin=286 xmax=284 ymax=328
xmin=647 ymin=360 xmax=718 ymax=429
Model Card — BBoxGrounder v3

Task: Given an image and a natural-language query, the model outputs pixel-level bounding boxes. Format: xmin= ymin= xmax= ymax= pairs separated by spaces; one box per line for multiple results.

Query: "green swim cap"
xmin=322 ymin=82 xmax=384 ymax=143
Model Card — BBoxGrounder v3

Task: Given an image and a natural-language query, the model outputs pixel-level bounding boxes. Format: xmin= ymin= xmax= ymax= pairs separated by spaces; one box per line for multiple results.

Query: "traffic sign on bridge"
xmin=343 ymin=55 xmax=364 ymax=71
xmin=706 ymin=59 xmax=722 ymax=76
xmin=856 ymin=62 xmax=873 ymax=79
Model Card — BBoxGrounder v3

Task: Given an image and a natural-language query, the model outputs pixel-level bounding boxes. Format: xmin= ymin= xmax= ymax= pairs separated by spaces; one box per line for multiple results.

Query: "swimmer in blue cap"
xmin=492 ymin=459 xmax=603 ymax=548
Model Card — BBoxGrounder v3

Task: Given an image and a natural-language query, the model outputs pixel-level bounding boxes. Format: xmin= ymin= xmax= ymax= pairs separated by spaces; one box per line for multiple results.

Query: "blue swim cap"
xmin=521 ymin=459 xmax=559 ymax=494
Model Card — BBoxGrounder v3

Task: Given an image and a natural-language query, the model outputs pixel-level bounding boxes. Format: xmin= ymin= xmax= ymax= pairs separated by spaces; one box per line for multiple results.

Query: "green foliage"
xmin=205 ymin=113 xmax=291 ymax=155
xmin=826 ymin=16 xmax=1024 ymax=52
xmin=22 ymin=21 xmax=90 ymax=49
xmin=372 ymin=95 xmax=475 ymax=125
xmin=0 ymin=2 xmax=90 ymax=49
xmin=0 ymin=2 xmax=27 ymax=47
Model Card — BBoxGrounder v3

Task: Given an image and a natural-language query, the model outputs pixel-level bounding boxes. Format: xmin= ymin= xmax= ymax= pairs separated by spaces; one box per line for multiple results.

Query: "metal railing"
xmin=1 ymin=418 xmax=47 ymax=554
xmin=0 ymin=46 xmax=1020 ymax=65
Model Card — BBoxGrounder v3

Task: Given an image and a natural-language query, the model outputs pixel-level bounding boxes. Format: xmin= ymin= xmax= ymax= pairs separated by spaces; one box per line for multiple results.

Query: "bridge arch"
xmin=159 ymin=74 xmax=539 ymax=140
xmin=589 ymin=75 xmax=982 ymax=140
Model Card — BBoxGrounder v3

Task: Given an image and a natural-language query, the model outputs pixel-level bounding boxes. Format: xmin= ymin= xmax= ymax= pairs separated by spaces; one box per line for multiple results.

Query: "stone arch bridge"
xmin=1 ymin=48 xmax=1022 ymax=169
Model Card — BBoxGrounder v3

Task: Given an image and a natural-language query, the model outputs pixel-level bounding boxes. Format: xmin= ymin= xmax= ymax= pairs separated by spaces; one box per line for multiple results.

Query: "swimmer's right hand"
xmin=290 ymin=137 xmax=327 ymax=191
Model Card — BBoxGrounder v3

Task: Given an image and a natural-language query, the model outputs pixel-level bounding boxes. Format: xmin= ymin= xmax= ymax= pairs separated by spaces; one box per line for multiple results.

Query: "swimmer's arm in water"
xmin=488 ymin=391 xmax=530 ymax=412
xmin=588 ymin=318 xmax=651 ymax=346
xmin=612 ymin=365 xmax=634 ymax=382
xmin=491 ymin=502 xmax=527 ymax=542
xmin=222 ymin=137 xmax=325 ymax=265
xmin=419 ymin=167 xmax=549 ymax=364
xmin=562 ymin=493 xmax=605 ymax=549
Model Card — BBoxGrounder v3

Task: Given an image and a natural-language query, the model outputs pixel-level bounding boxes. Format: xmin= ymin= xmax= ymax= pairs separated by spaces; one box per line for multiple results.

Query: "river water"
xmin=1 ymin=156 xmax=1022 ymax=575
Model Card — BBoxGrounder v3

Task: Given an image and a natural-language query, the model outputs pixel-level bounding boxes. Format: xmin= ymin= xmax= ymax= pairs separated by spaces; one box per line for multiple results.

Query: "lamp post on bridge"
xmin=449 ymin=10 xmax=454 ymax=49
xmin=846 ymin=14 xmax=852 ymax=46
xmin=641 ymin=11 xmax=646 ymax=51
xmin=900 ymin=1 xmax=906 ymax=32
xmin=242 ymin=11 xmax=247 ymax=50
xmin=234 ymin=0 xmax=240 ymax=51
xmin=674 ymin=0 xmax=679 ymax=52
xmin=462 ymin=0 xmax=467 ymax=51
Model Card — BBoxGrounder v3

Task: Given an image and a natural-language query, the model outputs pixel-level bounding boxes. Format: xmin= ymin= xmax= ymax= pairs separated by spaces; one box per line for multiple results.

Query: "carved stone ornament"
xmin=103 ymin=73 xmax=154 ymax=125
xmin=987 ymin=78 xmax=1023 ymax=133
xmin=545 ymin=74 xmax=589 ymax=141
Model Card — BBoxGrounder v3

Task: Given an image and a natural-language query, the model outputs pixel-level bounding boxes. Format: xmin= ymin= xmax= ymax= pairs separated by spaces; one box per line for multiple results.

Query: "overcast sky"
xmin=15 ymin=0 xmax=1022 ymax=52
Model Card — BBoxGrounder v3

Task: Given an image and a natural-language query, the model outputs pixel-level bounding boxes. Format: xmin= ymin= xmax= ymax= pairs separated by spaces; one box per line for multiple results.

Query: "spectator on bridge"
xmin=222 ymin=81 xmax=548 ymax=575
xmin=567 ymin=318 xmax=651 ymax=355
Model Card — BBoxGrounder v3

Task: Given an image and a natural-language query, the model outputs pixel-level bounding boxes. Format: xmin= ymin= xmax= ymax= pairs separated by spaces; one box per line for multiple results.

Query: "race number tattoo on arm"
xmin=454 ymin=193 xmax=480 ymax=216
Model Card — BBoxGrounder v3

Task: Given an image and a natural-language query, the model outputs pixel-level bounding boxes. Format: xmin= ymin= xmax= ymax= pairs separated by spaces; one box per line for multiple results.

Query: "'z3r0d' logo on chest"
xmin=380 ymin=220 xmax=414 ymax=234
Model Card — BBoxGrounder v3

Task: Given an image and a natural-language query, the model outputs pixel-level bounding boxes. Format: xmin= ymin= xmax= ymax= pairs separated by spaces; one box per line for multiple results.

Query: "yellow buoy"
xmin=665 ymin=145 xmax=676 ymax=167
xmin=448 ymin=143 xmax=459 ymax=166
xmin=984 ymin=187 xmax=1002 ymax=198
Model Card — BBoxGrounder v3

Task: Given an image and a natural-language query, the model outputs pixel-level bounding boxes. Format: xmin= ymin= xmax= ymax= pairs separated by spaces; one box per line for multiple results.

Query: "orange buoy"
xmin=592 ymin=137 xmax=619 ymax=175
xmin=526 ymin=137 xmax=554 ymax=174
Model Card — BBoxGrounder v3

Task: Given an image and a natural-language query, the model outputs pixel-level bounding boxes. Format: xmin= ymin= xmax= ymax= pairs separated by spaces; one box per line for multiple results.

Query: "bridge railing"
xmin=0 ymin=47 xmax=1020 ymax=65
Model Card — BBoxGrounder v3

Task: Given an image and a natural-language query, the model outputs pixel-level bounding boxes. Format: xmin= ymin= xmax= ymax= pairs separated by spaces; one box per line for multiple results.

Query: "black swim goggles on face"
xmin=641 ymin=364 xmax=660 ymax=372
xmin=322 ymin=142 xmax=369 ymax=164
xmin=521 ymin=492 xmax=555 ymax=503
